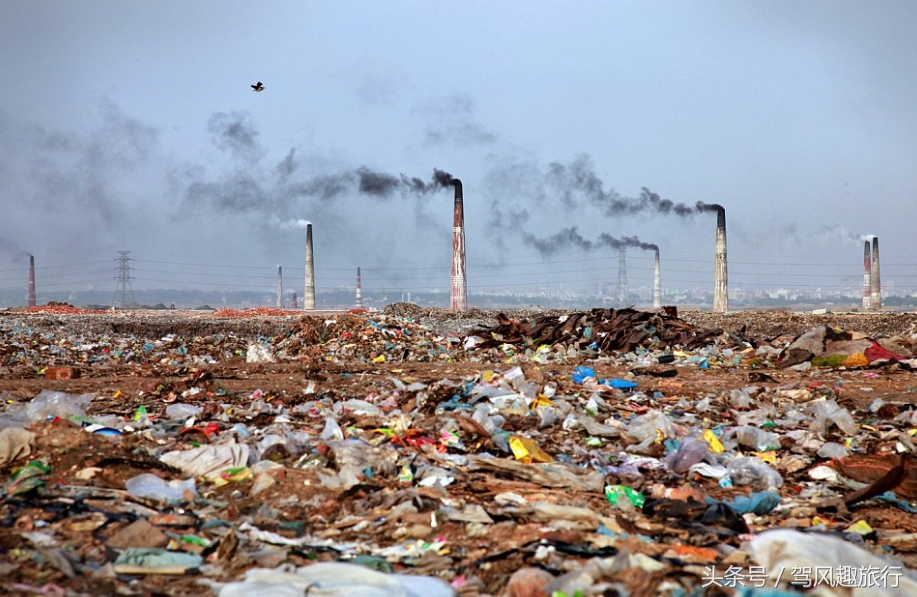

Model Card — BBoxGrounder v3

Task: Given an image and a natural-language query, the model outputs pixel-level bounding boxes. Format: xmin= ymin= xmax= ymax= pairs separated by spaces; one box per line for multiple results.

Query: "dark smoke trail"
xmin=597 ymin=233 xmax=658 ymax=252
xmin=695 ymin=200 xmax=724 ymax=213
xmin=207 ymin=111 xmax=263 ymax=162
xmin=522 ymin=228 xmax=658 ymax=258
xmin=542 ymin=157 xmax=722 ymax=217
xmin=522 ymin=227 xmax=595 ymax=257
xmin=356 ymin=167 xmax=454 ymax=197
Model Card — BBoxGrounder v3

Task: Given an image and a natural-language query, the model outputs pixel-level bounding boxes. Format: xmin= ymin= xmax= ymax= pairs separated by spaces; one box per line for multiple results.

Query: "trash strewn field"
xmin=4 ymin=305 xmax=917 ymax=596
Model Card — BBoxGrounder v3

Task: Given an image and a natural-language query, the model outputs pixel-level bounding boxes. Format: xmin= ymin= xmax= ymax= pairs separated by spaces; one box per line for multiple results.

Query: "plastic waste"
xmin=713 ymin=489 xmax=780 ymax=514
xmin=571 ymin=366 xmax=637 ymax=389
xmin=216 ymin=561 xmax=456 ymax=597
xmin=748 ymin=529 xmax=917 ymax=595
xmin=321 ymin=416 xmax=345 ymax=440
xmin=245 ymin=342 xmax=276 ymax=363
xmin=729 ymin=388 xmax=754 ymax=408
xmin=724 ymin=456 xmax=783 ymax=490
xmin=726 ymin=426 xmax=781 ymax=452
xmin=165 ymin=403 xmax=204 ymax=419
xmin=113 ymin=547 xmax=203 ymax=575
xmin=0 ymin=390 xmax=93 ymax=427
xmin=808 ymin=399 xmax=858 ymax=436
xmin=622 ymin=409 xmax=675 ymax=453
xmin=665 ymin=435 xmax=710 ymax=473
xmin=816 ymin=441 xmax=850 ymax=459
xmin=159 ymin=439 xmax=251 ymax=479
xmin=509 ymin=436 xmax=554 ymax=463
xmin=125 ymin=473 xmax=196 ymax=502
xmin=606 ymin=484 xmax=645 ymax=508
xmin=8 ymin=460 xmax=50 ymax=495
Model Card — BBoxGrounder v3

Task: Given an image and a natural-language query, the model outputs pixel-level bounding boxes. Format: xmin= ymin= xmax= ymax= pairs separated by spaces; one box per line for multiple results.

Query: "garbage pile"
xmin=466 ymin=308 xmax=725 ymax=353
xmin=2 ymin=308 xmax=917 ymax=596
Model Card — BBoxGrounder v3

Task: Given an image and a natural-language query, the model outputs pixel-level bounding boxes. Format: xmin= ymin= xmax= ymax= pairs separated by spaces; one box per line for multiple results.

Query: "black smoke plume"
xmin=508 ymin=155 xmax=723 ymax=218
xmin=597 ymin=233 xmax=658 ymax=251
xmin=522 ymin=227 xmax=658 ymax=258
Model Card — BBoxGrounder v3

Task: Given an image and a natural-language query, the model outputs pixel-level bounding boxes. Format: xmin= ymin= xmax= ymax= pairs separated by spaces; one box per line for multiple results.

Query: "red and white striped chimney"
xmin=652 ymin=248 xmax=662 ymax=309
xmin=28 ymin=254 xmax=36 ymax=307
xmin=871 ymin=236 xmax=881 ymax=310
xmin=713 ymin=207 xmax=728 ymax=313
xmin=355 ymin=267 xmax=363 ymax=309
xmin=862 ymin=240 xmax=872 ymax=311
xmin=304 ymin=223 xmax=315 ymax=310
xmin=450 ymin=179 xmax=467 ymax=311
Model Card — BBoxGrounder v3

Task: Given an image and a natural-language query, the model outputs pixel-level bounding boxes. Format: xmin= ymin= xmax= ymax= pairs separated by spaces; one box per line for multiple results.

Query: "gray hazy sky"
xmin=1 ymin=1 xmax=915 ymax=301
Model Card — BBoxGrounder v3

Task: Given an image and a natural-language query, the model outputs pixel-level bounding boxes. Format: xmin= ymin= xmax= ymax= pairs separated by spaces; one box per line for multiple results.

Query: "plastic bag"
xmin=808 ymin=399 xmax=858 ymax=436
xmin=666 ymin=435 xmax=710 ymax=473
xmin=125 ymin=473 xmax=196 ymax=502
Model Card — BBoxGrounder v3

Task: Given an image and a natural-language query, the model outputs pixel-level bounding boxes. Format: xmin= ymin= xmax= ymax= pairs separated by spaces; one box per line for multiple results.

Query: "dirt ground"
xmin=3 ymin=305 xmax=917 ymax=596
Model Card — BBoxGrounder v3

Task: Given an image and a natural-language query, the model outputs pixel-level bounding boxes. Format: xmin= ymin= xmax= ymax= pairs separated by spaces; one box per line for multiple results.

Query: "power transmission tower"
xmin=114 ymin=251 xmax=136 ymax=307
xmin=613 ymin=247 xmax=628 ymax=306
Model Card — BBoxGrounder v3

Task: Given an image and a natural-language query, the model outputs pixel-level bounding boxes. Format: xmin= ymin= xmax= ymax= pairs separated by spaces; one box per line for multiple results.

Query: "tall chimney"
xmin=355 ymin=267 xmax=363 ymax=309
xmin=28 ymin=254 xmax=36 ymax=307
xmin=862 ymin=240 xmax=872 ymax=311
xmin=871 ymin=236 xmax=881 ymax=310
xmin=304 ymin=223 xmax=315 ymax=310
xmin=450 ymin=179 xmax=467 ymax=311
xmin=713 ymin=207 xmax=728 ymax=313
xmin=276 ymin=265 xmax=283 ymax=308
xmin=653 ymin=248 xmax=662 ymax=309
xmin=291 ymin=292 xmax=298 ymax=309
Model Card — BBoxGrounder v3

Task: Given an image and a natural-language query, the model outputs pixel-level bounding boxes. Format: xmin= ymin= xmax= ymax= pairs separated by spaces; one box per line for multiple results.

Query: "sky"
xmin=1 ymin=1 xmax=915 ymax=305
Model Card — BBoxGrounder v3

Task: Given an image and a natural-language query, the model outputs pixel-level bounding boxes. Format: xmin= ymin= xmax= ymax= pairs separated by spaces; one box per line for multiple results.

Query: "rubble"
xmin=3 ymin=306 xmax=917 ymax=595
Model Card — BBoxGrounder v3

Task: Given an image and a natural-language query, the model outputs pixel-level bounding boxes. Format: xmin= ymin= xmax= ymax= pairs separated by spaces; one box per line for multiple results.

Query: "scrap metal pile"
xmin=2 ymin=306 xmax=917 ymax=596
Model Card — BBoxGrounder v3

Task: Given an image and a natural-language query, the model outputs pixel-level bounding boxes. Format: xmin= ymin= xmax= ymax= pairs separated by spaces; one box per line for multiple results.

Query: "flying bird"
xmin=251 ymin=82 xmax=265 ymax=92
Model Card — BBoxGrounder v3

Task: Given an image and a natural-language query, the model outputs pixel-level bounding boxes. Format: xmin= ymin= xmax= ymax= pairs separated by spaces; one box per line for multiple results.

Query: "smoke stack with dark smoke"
xmin=276 ymin=265 xmax=283 ymax=308
xmin=871 ymin=236 xmax=881 ymax=310
xmin=304 ymin=224 xmax=315 ymax=310
xmin=28 ymin=254 xmax=36 ymax=308
xmin=355 ymin=267 xmax=363 ymax=309
xmin=449 ymin=176 xmax=467 ymax=311
xmin=700 ymin=203 xmax=728 ymax=313
xmin=862 ymin=240 xmax=872 ymax=311
xmin=653 ymin=248 xmax=662 ymax=309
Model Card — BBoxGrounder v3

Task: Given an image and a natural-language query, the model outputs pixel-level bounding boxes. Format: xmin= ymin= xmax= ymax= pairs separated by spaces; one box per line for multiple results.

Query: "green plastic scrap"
xmin=8 ymin=460 xmax=51 ymax=495
xmin=113 ymin=548 xmax=203 ymax=573
xmin=605 ymin=484 xmax=645 ymax=508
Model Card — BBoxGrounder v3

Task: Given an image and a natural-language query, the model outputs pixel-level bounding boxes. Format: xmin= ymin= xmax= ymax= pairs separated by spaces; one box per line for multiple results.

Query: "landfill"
xmin=3 ymin=304 xmax=917 ymax=596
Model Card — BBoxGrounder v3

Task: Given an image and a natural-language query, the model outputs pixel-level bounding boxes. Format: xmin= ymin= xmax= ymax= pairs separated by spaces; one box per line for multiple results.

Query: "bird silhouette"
xmin=251 ymin=82 xmax=265 ymax=92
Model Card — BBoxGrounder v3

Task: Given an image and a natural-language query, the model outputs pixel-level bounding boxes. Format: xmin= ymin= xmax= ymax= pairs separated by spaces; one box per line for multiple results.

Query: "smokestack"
xmin=450 ymin=179 xmax=467 ymax=311
xmin=862 ymin=240 xmax=872 ymax=311
xmin=713 ymin=207 xmax=728 ymax=313
xmin=355 ymin=267 xmax=363 ymax=309
xmin=276 ymin=265 xmax=283 ymax=308
xmin=28 ymin=254 xmax=36 ymax=307
xmin=871 ymin=236 xmax=881 ymax=310
xmin=304 ymin=223 xmax=315 ymax=310
xmin=291 ymin=292 xmax=298 ymax=309
xmin=653 ymin=248 xmax=662 ymax=309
